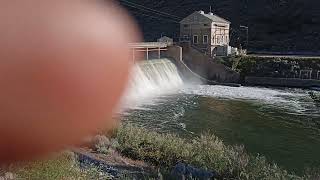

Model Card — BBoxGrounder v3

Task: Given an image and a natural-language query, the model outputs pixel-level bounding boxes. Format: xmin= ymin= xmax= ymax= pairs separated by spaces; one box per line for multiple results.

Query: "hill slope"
xmin=119 ymin=0 xmax=320 ymax=52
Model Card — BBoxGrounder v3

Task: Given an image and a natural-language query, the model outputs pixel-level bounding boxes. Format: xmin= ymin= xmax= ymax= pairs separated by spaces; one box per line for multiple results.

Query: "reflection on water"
xmin=121 ymin=85 xmax=320 ymax=174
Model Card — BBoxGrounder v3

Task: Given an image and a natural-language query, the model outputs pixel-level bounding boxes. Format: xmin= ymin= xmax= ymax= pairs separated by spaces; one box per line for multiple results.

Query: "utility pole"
xmin=240 ymin=25 xmax=249 ymax=49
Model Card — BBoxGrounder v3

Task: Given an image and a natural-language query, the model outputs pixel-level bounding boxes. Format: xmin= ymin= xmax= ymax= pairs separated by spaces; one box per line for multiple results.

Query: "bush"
xmin=116 ymin=124 xmax=191 ymax=168
xmin=304 ymin=168 xmax=320 ymax=180
xmin=114 ymin=125 xmax=305 ymax=180
xmin=92 ymin=135 xmax=111 ymax=154
xmin=214 ymin=56 xmax=242 ymax=70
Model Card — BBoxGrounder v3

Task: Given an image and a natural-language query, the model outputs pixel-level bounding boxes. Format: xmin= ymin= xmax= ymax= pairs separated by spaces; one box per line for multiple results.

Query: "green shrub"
xmin=116 ymin=124 xmax=191 ymax=168
xmin=235 ymin=56 xmax=257 ymax=81
xmin=92 ymin=135 xmax=111 ymax=154
xmin=303 ymin=168 xmax=320 ymax=180
xmin=114 ymin=125 xmax=307 ymax=180
xmin=242 ymin=155 xmax=300 ymax=180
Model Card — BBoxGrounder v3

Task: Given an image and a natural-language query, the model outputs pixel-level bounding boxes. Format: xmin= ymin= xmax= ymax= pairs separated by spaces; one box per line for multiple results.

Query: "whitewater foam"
xmin=121 ymin=59 xmax=184 ymax=109
xmin=181 ymin=85 xmax=314 ymax=114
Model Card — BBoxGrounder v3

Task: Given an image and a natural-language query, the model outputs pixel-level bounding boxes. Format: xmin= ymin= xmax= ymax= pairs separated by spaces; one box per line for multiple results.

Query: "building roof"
xmin=202 ymin=13 xmax=230 ymax=24
xmin=180 ymin=11 xmax=231 ymax=24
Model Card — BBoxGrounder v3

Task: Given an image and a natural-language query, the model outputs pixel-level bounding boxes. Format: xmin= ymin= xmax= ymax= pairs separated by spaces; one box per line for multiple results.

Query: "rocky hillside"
xmin=118 ymin=0 xmax=320 ymax=53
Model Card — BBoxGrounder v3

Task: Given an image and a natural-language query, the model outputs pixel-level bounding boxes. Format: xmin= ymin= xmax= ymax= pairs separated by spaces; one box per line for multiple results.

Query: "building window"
xmin=222 ymin=36 xmax=224 ymax=43
xmin=217 ymin=36 xmax=220 ymax=44
xmin=203 ymin=35 xmax=208 ymax=44
xmin=226 ymin=36 xmax=229 ymax=43
xmin=204 ymin=24 xmax=209 ymax=27
xmin=216 ymin=24 xmax=226 ymax=28
xmin=193 ymin=35 xmax=198 ymax=44
xmin=183 ymin=24 xmax=189 ymax=28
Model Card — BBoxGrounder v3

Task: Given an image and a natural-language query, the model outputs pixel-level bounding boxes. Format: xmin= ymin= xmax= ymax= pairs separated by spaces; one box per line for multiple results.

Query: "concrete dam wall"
xmin=165 ymin=45 xmax=240 ymax=84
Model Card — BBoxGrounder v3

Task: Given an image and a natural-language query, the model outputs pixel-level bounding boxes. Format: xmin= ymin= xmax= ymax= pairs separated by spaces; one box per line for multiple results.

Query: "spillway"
xmin=122 ymin=58 xmax=183 ymax=108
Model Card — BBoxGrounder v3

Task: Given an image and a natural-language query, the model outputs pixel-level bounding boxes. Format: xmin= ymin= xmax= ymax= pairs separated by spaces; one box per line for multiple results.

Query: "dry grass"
xmin=6 ymin=152 xmax=112 ymax=180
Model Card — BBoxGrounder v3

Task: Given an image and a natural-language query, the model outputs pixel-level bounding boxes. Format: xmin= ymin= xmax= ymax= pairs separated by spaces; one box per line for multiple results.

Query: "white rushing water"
xmin=181 ymin=85 xmax=305 ymax=102
xmin=181 ymin=85 xmax=315 ymax=115
xmin=120 ymin=59 xmax=315 ymax=114
xmin=121 ymin=59 xmax=184 ymax=109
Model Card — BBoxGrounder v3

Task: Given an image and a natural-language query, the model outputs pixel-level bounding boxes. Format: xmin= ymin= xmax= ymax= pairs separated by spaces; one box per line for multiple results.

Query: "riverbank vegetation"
xmin=4 ymin=125 xmax=320 ymax=179
xmin=112 ymin=125 xmax=319 ymax=179
xmin=234 ymin=56 xmax=320 ymax=81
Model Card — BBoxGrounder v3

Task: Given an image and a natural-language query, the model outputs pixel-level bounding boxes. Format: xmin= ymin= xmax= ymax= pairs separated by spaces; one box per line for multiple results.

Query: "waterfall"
xmin=122 ymin=58 xmax=184 ymax=108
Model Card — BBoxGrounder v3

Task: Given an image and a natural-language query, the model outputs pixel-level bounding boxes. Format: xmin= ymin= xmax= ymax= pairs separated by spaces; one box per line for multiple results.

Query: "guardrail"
xmin=128 ymin=42 xmax=168 ymax=49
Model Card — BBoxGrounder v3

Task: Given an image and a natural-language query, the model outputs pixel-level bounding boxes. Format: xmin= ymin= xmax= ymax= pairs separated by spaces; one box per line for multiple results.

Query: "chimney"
xmin=199 ymin=10 xmax=205 ymax=14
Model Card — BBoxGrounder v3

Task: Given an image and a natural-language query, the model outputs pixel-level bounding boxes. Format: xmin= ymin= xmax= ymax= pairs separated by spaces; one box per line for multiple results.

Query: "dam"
xmin=128 ymin=42 xmax=240 ymax=85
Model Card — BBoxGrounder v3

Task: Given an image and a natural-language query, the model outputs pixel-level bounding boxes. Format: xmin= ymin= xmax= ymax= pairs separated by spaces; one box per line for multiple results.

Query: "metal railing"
xmin=128 ymin=42 xmax=168 ymax=49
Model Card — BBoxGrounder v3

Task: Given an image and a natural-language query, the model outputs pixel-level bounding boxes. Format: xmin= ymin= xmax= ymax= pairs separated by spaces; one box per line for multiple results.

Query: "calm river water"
xmin=121 ymin=85 xmax=320 ymax=174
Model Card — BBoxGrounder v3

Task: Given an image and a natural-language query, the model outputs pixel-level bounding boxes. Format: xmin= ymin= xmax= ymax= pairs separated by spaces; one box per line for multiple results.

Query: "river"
xmin=122 ymin=84 xmax=320 ymax=174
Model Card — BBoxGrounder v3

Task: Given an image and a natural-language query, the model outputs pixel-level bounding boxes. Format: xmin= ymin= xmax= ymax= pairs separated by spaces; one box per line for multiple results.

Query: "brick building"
xmin=180 ymin=11 xmax=231 ymax=56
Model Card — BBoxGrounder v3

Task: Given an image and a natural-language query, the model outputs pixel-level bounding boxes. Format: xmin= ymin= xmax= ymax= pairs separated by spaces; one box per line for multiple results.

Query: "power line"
xmin=130 ymin=11 xmax=180 ymax=23
xmin=122 ymin=2 xmax=181 ymax=22
xmin=120 ymin=0 xmax=181 ymax=19
xmin=121 ymin=2 xmax=180 ymax=21
xmin=120 ymin=0 xmax=182 ymax=21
